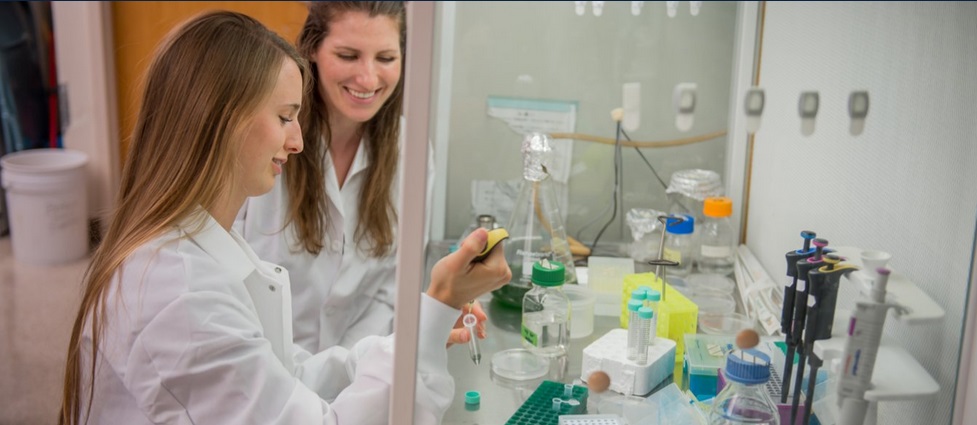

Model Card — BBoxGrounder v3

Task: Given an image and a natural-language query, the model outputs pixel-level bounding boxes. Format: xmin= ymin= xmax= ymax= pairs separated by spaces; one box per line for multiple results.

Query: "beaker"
xmin=492 ymin=133 xmax=577 ymax=308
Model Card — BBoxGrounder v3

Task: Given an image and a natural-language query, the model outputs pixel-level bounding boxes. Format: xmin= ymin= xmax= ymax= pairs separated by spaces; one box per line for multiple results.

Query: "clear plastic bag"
xmin=625 ymin=208 xmax=667 ymax=262
xmin=665 ymin=169 xmax=724 ymax=224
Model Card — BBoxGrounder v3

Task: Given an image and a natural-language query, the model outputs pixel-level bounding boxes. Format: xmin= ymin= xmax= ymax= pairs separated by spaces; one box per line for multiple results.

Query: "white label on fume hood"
xmin=486 ymin=96 xmax=576 ymax=183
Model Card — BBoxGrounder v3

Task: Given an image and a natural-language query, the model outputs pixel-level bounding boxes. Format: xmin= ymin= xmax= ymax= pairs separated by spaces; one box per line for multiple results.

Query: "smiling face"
xmin=311 ymin=11 xmax=402 ymax=130
xmin=237 ymin=59 xmax=304 ymax=199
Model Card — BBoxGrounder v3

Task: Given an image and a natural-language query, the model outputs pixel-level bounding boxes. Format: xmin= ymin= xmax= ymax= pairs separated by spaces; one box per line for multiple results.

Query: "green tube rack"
xmin=505 ymin=380 xmax=589 ymax=425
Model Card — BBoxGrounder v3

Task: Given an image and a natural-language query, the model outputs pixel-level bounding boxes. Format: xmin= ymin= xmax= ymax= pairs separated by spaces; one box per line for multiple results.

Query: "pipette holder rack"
xmin=799 ymin=246 xmax=942 ymax=424
xmin=830 ymin=246 xmax=944 ymax=324
xmin=580 ymin=328 xmax=676 ymax=396
xmin=505 ymin=380 xmax=589 ymax=425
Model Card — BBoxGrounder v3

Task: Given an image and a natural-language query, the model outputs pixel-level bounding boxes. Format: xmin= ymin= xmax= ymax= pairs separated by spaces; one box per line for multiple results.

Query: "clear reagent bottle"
xmin=521 ymin=259 xmax=571 ymax=357
xmin=698 ymin=197 xmax=736 ymax=276
xmin=663 ymin=214 xmax=696 ymax=277
xmin=709 ymin=349 xmax=780 ymax=425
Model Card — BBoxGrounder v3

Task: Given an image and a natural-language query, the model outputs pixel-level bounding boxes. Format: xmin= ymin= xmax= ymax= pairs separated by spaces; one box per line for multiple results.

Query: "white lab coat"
xmin=236 ymin=120 xmax=434 ymax=352
xmin=79 ymin=214 xmax=457 ymax=424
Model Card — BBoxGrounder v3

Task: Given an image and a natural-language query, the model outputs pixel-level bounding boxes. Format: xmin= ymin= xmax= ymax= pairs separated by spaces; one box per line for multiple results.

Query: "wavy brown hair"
xmin=290 ymin=1 xmax=406 ymax=257
xmin=58 ymin=11 xmax=308 ymax=425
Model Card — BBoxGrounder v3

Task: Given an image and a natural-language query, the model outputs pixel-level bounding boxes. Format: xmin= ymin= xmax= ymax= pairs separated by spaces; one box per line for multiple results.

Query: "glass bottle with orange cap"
xmin=697 ymin=197 xmax=735 ymax=275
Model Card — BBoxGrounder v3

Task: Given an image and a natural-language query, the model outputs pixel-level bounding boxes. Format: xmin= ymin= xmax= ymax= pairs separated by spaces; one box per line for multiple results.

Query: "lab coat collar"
xmin=348 ymin=133 xmax=369 ymax=178
xmin=325 ymin=133 xmax=370 ymax=184
xmin=181 ymin=213 xmax=255 ymax=282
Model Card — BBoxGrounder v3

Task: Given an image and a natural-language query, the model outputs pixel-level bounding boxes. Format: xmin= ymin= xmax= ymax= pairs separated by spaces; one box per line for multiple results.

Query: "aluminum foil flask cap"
xmin=522 ymin=132 xmax=553 ymax=182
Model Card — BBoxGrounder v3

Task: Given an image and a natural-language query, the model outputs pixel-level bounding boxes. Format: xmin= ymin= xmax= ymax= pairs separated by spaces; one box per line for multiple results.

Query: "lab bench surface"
xmin=442 ymin=291 xmax=678 ymax=424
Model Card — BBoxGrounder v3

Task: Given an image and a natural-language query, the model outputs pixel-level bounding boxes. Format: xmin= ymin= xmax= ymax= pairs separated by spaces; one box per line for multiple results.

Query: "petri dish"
xmin=687 ymin=273 xmax=735 ymax=295
xmin=699 ymin=312 xmax=756 ymax=335
xmin=690 ymin=294 xmax=736 ymax=315
xmin=491 ymin=348 xmax=550 ymax=381
xmin=666 ymin=277 xmax=696 ymax=298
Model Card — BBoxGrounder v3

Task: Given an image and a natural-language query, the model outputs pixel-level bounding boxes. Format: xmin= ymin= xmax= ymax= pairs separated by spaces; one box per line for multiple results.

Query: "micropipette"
xmin=465 ymin=228 xmax=507 ymax=365
xmin=799 ymin=255 xmax=856 ymax=425
xmin=783 ymin=237 xmax=829 ymax=405
xmin=781 ymin=231 xmax=817 ymax=402
xmin=463 ymin=305 xmax=481 ymax=365
xmin=837 ymin=267 xmax=898 ymax=425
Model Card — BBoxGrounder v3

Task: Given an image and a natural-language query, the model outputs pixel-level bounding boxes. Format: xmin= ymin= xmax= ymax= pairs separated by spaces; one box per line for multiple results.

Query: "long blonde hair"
xmin=289 ymin=1 xmax=406 ymax=257
xmin=59 ymin=11 xmax=308 ymax=424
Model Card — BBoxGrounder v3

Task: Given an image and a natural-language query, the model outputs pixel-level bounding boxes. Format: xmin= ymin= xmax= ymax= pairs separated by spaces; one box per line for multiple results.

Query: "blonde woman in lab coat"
xmin=235 ymin=1 xmax=465 ymax=354
xmin=59 ymin=11 xmax=510 ymax=425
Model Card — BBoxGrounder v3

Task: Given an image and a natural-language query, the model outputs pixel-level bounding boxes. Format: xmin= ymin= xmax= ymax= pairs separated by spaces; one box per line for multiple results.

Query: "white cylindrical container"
xmin=626 ymin=299 xmax=643 ymax=360
xmin=563 ymin=284 xmax=595 ymax=339
xmin=1 ymin=149 xmax=89 ymax=265
xmin=646 ymin=289 xmax=660 ymax=344
xmin=636 ymin=306 xmax=654 ymax=364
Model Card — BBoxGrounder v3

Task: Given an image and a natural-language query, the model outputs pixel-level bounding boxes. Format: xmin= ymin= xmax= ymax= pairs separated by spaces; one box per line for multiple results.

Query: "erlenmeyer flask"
xmin=492 ymin=133 xmax=577 ymax=308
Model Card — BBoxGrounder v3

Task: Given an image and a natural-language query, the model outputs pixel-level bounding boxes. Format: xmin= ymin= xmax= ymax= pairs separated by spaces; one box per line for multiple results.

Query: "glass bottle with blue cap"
xmin=709 ymin=349 xmax=781 ymax=425
xmin=663 ymin=214 xmax=696 ymax=278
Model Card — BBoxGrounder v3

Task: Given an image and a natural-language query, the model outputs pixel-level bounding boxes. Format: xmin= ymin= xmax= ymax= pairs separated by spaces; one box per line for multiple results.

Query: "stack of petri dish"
xmin=685 ymin=273 xmax=756 ymax=335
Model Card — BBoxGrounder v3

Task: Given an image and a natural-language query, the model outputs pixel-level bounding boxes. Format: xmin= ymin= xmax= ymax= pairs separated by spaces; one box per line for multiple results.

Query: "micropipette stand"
xmin=794 ymin=246 xmax=942 ymax=425
xmin=786 ymin=238 xmax=829 ymax=408
xmin=781 ymin=231 xmax=818 ymax=403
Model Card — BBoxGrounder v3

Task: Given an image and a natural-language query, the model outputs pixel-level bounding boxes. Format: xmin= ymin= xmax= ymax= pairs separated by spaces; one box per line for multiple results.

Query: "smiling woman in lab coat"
xmin=235 ymin=1 xmax=450 ymax=354
xmin=58 ymin=11 xmax=510 ymax=425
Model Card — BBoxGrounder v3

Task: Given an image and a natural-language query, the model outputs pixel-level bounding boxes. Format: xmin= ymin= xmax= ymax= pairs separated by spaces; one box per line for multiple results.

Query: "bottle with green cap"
xmin=521 ymin=259 xmax=570 ymax=357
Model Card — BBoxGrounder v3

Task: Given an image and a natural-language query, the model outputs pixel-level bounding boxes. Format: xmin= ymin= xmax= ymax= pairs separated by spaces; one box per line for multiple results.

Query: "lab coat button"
xmin=274 ymin=266 xmax=282 ymax=273
xmin=269 ymin=285 xmax=276 ymax=292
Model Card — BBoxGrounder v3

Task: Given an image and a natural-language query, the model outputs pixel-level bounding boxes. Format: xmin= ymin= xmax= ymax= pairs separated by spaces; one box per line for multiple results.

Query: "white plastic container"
xmin=563 ymin=284 xmax=596 ymax=339
xmin=1 ymin=149 xmax=89 ymax=265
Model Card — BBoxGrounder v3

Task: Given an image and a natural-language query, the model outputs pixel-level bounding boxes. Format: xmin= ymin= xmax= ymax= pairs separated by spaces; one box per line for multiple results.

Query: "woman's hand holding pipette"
xmin=447 ymin=301 xmax=487 ymax=348
xmin=427 ymin=228 xmax=511 ymax=310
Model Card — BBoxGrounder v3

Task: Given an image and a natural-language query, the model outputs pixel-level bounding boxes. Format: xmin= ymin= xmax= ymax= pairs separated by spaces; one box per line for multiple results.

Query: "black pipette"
xmin=786 ymin=237 xmax=828 ymax=411
xmin=798 ymin=255 xmax=856 ymax=425
xmin=780 ymin=231 xmax=817 ymax=402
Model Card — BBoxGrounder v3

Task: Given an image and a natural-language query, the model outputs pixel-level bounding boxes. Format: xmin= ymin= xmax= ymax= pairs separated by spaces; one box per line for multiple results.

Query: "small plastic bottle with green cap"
xmin=521 ymin=259 xmax=570 ymax=357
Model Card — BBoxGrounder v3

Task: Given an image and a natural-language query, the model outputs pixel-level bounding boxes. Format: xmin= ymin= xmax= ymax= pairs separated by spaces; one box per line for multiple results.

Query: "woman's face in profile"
xmin=236 ymin=59 xmax=304 ymax=201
